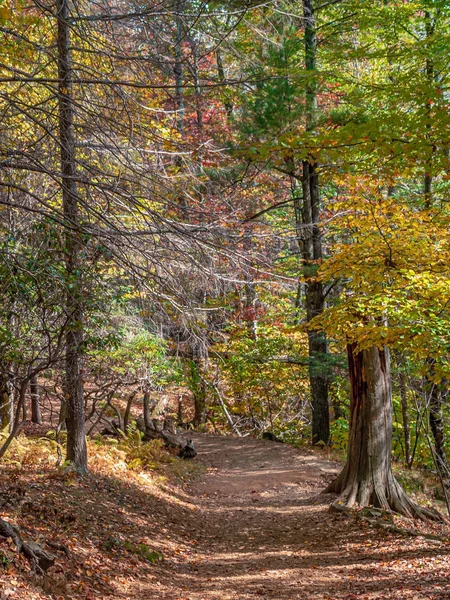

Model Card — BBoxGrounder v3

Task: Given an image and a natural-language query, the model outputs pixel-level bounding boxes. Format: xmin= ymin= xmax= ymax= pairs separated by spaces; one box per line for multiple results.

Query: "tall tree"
xmin=57 ymin=0 xmax=88 ymax=472
xmin=301 ymin=0 xmax=329 ymax=445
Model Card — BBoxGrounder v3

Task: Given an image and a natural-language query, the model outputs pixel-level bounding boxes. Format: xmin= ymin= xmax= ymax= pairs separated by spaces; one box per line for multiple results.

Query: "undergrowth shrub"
xmin=121 ymin=434 xmax=173 ymax=471
xmin=0 ymin=423 xmax=203 ymax=484
xmin=330 ymin=417 xmax=349 ymax=451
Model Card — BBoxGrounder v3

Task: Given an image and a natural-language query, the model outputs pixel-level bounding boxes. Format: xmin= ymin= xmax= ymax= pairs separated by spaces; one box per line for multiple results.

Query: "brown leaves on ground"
xmin=0 ymin=433 xmax=449 ymax=599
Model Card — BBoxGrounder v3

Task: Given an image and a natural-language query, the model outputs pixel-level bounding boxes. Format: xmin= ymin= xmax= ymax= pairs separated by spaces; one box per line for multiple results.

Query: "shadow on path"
xmin=131 ymin=433 xmax=450 ymax=600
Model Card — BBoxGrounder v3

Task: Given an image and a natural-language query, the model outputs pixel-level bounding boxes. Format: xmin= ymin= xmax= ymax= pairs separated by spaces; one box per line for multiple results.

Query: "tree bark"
xmin=429 ymin=384 xmax=450 ymax=480
xmin=190 ymin=359 xmax=206 ymax=427
xmin=143 ymin=390 xmax=152 ymax=430
xmin=216 ymin=49 xmax=233 ymax=120
xmin=0 ymin=371 xmax=14 ymax=432
xmin=174 ymin=0 xmax=185 ymax=137
xmin=30 ymin=374 xmax=41 ymax=425
xmin=398 ymin=367 xmax=412 ymax=469
xmin=424 ymin=10 xmax=434 ymax=209
xmin=177 ymin=393 xmax=184 ymax=425
xmin=301 ymin=0 xmax=329 ymax=445
xmin=123 ymin=391 xmax=136 ymax=432
xmin=190 ymin=36 xmax=203 ymax=134
xmin=326 ymin=344 xmax=441 ymax=520
xmin=57 ymin=0 xmax=88 ymax=473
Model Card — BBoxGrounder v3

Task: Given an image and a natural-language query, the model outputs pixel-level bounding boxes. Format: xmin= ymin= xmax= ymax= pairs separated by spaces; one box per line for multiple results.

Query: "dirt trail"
xmin=133 ymin=433 xmax=450 ymax=600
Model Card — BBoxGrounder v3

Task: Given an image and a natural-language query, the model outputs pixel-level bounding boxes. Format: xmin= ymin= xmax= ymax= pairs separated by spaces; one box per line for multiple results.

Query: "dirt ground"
xmin=1 ymin=432 xmax=450 ymax=599
xmin=135 ymin=433 xmax=450 ymax=600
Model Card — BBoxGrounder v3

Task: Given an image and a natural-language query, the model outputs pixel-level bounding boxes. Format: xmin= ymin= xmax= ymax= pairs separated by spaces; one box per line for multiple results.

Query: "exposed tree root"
xmin=329 ymin=503 xmax=448 ymax=542
xmin=0 ymin=518 xmax=56 ymax=572
xmin=327 ymin=473 xmax=444 ymax=522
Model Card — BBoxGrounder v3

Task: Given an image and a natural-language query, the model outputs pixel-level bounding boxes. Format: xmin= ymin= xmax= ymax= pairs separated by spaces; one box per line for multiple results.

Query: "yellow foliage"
xmin=314 ymin=177 xmax=450 ymax=378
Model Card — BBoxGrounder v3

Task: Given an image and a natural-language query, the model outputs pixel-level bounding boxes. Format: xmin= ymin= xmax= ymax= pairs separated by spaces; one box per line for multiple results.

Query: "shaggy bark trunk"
xmin=57 ymin=0 xmax=87 ymax=473
xmin=326 ymin=344 xmax=441 ymax=520
xmin=30 ymin=374 xmax=41 ymax=425
xmin=301 ymin=0 xmax=329 ymax=445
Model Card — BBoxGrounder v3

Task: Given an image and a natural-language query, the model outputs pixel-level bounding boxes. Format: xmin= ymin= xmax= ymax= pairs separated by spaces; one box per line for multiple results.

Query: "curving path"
xmin=131 ymin=433 xmax=450 ymax=600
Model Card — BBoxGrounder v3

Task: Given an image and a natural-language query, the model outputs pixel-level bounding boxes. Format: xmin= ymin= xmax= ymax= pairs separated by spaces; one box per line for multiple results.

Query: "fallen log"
xmin=100 ymin=417 xmax=197 ymax=459
xmin=137 ymin=419 xmax=197 ymax=459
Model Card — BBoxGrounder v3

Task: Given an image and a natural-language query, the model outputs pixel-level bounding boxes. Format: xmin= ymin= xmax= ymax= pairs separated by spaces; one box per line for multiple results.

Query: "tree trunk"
xmin=429 ymin=384 xmax=450 ymax=480
xmin=398 ymin=368 xmax=412 ymax=469
xmin=57 ymin=0 xmax=88 ymax=473
xmin=190 ymin=359 xmax=206 ymax=427
xmin=424 ymin=10 xmax=435 ymax=209
xmin=143 ymin=391 xmax=152 ymax=430
xmin=0 ymin=371 xmax=14 ymax=432
xmin=30 ymin=374 xmax=41 ymax=425
xmin=326 ymin=344 xmax=441 ymax=520
xmin=216 ymin=49 xmax=233 ymax=120
xmin=123 ymin=391 xmax=136 ymax=432
xmin=301 ymin=0 xmax=329 ymax=445
xmin=306 ymin=273 xmax=329 ymax=445
xmin=177 ymin=394 xmax=184 ymax=425
xmin=174 ymin=0 xmax=185 ymax=137
xmin=190 ymin=36 xmax=203 ymax=134
xmin=243 ymin=224 xmax=258 ymax=341
xmin=193 ymin=384 xmax=206 ymax=427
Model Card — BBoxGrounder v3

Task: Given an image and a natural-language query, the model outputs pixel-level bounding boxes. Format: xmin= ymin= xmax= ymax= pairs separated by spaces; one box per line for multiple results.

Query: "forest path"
xmin=132 ymin=433 xmax=450 ymax=600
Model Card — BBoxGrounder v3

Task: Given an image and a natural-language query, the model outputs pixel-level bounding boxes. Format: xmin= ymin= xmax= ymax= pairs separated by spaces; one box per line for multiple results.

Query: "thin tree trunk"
xmin=143 ymin=391 xmax=152 ymax=430
xmin=173 ymin=0 xmax=190 ymax=221
xmin=301 ymin=0 xmax=329 ymax=445
xmin=243 ymin=222 xmax=258 ymax=341
xmin=193 ymin=389 xmax=206 ymax=426
xmin=211 ymin=382 xmax=241 ymax=436
xmin=424 ymin=10 xmax=434 ymax=209
xmin=177 ymin=394 xmax=184 ymax=426
xmin=0 ymin=371 xmax=14 ymax=433
xmin=123 ymin=391 xmax=136 ymax=432
xmin=398 ymin=369 xmax=412 ymax=468
xmin=175 ymin=0 xmax=185 ymax=137
xmin=191 ymin=37 xmax=203 ymax=134
xmin=190 ymin=359 xmax=206 ymax=427
xmin=326 ymin=344 xmax=441 ymax=520
xmin=30 ymin=374 xmax=41 ymax=425
xmin=0 ymin=380 xmax=28 ymax=459
xmin=57 ymin=0 xmax=87 ymax=473
xmin=429 ymin=384 xmax=449 ymax=480
xmin=216 ymin=49 xmax=233 ymax=120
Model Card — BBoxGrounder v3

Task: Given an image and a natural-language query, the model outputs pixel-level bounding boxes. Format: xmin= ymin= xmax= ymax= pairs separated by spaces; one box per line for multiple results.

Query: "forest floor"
xmin=1 ymin=432 xmax=450 ymax=599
